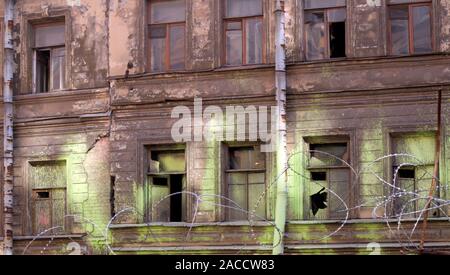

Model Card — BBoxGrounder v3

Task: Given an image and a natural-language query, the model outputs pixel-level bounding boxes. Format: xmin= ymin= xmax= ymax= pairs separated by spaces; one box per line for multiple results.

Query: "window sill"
xmin=109 ymin=221 xmax=274 ymax=229
xmin=0 ymin=234 xmax=86 ymax=241
xmin=109 ymin=64 xmax=276 ymax=81
xmin=287 ymin=52 xmax=448 ymax=68
xmin=14 ymin=87 xmax=109 ymax=101
xmin=288 ymin=217 xmax=450 ymax=225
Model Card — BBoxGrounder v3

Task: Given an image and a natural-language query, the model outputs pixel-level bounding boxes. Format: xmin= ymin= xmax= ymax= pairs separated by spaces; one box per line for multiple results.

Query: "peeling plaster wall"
xmin=108 ymin=0 xmax=141 ymax=76
xmin=190 ymin=0 xmax=214 ymax=70
xmin=351 ymin=0 xmax=384 ymax=57
xmin=440 ymin=0 xmax=450 ymax=51
xmin=1 ymin=0 xmax=450 ymax=254
xmin=16 ymin=0 xmax=109 ymax=92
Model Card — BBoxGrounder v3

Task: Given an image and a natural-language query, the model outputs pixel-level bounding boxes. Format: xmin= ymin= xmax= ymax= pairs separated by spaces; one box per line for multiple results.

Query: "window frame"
xmin=303 ymin=6 xmax=348 ymax=61
xmin=28 ymin=160 xmax=69 ymax=235
xmin=305 ymin=139 xmax=352 ymax=220
xmin=146 ymin=0 xmax=187 ymax=73
xmin=224 ymin=143 xmax=267 ymax=221
xmin=221 ymin=0 xmax=266 ymax=67
xmin=387 ymin=1 xmax=434 ymax=56
xmin=145 ymin=145 xmax=187 ymax=223
xmin=31 ymin=22 xmax=67 ymax=94
xmin=389 ymin=131 xmax=438 ymax=218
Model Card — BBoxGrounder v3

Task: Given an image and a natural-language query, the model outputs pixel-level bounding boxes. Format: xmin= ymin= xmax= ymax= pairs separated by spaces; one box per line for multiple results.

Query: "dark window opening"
xmin=329 ymin=21 xmax=346 ymax=58
xmin=311 ymin=171 xmax=327 ymax=181
xmin=147 ymin=146 xmax=186 ymax=223
xmin=36 ymin=191 xmax=50 ymax=199
xmin=36 ymin=50 xmax=50 ymax=93
xmin=153 ymin=176 xmax=169 ymax=186
xmin=305 ymin=7 xmax=346 ymax=60
xmin=110 ymin=176 xmax=116 ymax=218
xmin=397 ymin=167 xmax=415 ymax=179
xmin=170 ymin=175 xmax=183 ymax=222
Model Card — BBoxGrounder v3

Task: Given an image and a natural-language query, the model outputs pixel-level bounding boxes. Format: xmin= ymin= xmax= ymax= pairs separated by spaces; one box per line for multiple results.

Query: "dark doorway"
xmin=170 ymin=175 xmax=183 ymax=222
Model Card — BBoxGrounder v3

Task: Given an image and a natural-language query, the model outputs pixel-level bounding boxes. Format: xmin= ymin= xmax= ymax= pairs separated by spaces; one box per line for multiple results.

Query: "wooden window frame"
xmin=31 ymin=187 xmax=67 ymax=234
xmin=224 ymin=144 xmax=267 ymax=221
xmin=306 ymin=140 xmax=352 ymax=220
xmin=146 ymin=0 xmax=187 ymax=73
xmin=387 ymin=1 xmax=434 ymax=55
xmin=145 ymin=145 xmax=187 ymax=223
xmin=303 ymin=7 xmax=347 ymax=61
xmin=222 ymin=0 xmax=266 ymax=66
xmin=31 ymin=22 xmax=66 ymax=94
xmin=388 ymin=132 xmax=438 ymax=218
xmin=28 ymin=160 xmax=68 ymax=235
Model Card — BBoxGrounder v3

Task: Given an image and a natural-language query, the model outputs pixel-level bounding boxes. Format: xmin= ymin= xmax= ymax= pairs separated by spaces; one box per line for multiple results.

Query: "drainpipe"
xmin=3 ymin=0 xmax=15 ymax=255
xmin=272 ymin=0 xmax=288 ymax=255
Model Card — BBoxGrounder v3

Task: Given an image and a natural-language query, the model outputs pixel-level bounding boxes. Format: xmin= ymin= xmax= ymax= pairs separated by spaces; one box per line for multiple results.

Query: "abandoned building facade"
xmin=1 ymin=0 xmax=450 ymax=255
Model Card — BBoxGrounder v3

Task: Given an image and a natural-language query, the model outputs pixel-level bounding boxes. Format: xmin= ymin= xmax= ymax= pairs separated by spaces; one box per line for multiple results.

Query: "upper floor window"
xmin=147 ymin=0 xmax=186 ymax=73
xmin=304 ymin=0 xmax=346 ymax=61
xmin=32 ymin=22 xmax=66 ymax=93
xmin=388 ymin=0 xmax=433 ymax=55
xmin=223 ymin=0 xmax=264 ymax=66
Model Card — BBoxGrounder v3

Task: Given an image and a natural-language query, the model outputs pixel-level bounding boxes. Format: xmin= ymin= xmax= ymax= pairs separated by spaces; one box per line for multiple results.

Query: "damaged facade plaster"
xmin=1 ymin=0 xmax=450 ymax=255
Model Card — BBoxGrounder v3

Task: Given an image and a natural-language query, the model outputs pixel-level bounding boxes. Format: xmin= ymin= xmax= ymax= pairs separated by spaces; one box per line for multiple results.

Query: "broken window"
xmin=147 ymin=0 xmax=186 ymax=72
xmin=147 ymin=146 xmax=186 ymax=222
xmin=226 ymin=145 xmax=266 ymax=221
xmin=388 ymin=1 xmax=432 ymax=55
xmin=30 ymin=161 xmax=67 ymax=235
xmin=224 ymin=0 xmax=264 ymax=66
xmin=304 ymin=0 xmax=346 ymax=60
xmin=391 ymin=134 xmax=436 ymax=218
xmin=307 ymin=140 xmax=350 ymax=220
xmin=32 ymin=23 xmax=66 ymax=93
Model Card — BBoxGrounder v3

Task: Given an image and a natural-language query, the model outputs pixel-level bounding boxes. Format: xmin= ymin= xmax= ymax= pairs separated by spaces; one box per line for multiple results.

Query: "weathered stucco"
xmin=0 ymin=0 xmax=450 ymax=255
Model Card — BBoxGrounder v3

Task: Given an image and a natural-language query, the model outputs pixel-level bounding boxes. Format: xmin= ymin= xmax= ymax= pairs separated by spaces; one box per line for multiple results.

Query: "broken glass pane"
xmin=150 ymin=0 xmax=186 ymax=24
xmin=226 ymin=0 xmax=263 ymax=18
xmin=305 ymin=11 xmax=326 ymax=60
xmin=151 ymin=151 xmax=186 ymax=172
xmin=412 ymin=5 xmax=432 ymax=53
xmin=229 ymin=146 xmax=265 ymax=170
xmin=310 ymin=143 xmax=348 ymax=167
xmin=245 ymin=17 xmax=263 ymax=64
xmin=390 ymin=6 xmax=409 ymax=55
